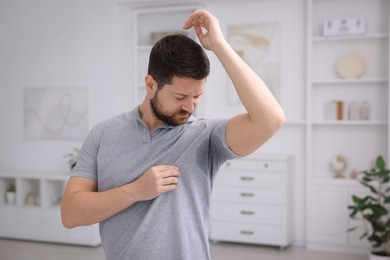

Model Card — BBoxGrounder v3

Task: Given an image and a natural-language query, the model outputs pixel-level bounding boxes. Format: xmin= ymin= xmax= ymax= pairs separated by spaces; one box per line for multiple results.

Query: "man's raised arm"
xmin=183 ymin=9 xmax=285 ymax=156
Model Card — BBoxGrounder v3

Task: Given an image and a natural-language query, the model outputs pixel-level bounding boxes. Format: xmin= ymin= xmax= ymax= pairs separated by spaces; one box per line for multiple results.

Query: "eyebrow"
xmin=173 ymin=92 xmax=204 ymax=98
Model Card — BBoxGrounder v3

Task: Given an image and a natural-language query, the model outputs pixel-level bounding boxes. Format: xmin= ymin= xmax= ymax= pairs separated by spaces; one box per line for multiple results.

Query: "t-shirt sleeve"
xmin=208 ymin=118 xmax=242 ymax=163
xmin=71 ymin=122 xmax=106 ymax=181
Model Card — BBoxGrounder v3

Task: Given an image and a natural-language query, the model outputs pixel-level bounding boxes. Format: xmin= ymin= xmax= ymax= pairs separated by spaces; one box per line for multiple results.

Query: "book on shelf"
xmin=324 ymin=100 xmax=344 ymax=120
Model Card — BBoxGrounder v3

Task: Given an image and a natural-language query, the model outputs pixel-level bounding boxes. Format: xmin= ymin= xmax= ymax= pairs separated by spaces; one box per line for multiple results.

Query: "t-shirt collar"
xmin=133 ymin=106 xmax=194 ymax=130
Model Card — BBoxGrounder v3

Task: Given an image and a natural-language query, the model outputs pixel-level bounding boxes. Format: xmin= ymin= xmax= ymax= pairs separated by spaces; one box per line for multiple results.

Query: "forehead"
xmin=163 ymin=76 xmax=205 ymax=96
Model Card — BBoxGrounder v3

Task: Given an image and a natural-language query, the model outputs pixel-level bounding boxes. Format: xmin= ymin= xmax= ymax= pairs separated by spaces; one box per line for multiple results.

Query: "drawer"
xmin=212 ymin=186 xmax=285 ymax=204
xmin=211 ymin=202 xmax=285 ymax=225
xmin=215 ymin=171 xmax=285 ymax=187
xmin=210 ymin=221 xmax=287 ymax=246
xmin=221 ymin=159 xmax=287 ymax=172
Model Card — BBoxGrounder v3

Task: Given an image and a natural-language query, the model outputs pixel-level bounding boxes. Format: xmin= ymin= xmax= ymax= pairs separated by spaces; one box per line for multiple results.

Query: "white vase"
xmin=370 ymin=253 xmax=390 ymax=260
xmin=6 ymin=191 xmax=15 ymax=205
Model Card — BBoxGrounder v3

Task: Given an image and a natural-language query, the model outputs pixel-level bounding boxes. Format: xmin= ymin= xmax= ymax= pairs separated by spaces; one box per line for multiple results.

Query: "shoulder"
xmin=188 ymin=116 xmax=228 ymax=128
xmin=182 ymin=117 xmax=229 ymax=140
xmin=89 ymin=110 xmax=135 ymax=140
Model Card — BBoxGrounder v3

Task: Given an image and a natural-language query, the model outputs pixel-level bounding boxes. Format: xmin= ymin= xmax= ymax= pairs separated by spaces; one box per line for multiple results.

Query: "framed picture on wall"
xmin=226 ymin=21 xmax=282 ymax=105
xmin=23 ymin=86 xmax=89 ymax=140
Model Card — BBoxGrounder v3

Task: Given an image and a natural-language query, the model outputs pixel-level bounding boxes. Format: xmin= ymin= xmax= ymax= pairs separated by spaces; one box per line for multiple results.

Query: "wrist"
xmin=121 ymin=182 xmax=139 ymax=205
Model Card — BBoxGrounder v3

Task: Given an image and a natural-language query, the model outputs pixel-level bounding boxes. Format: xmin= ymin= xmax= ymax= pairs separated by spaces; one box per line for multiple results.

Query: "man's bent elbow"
xmin=61 ymin=203 xmax=82 ymax=229
xmin=272 ymin=110 xmax=286 ymax=132
xmin=277 ymin=112 xmax=286 ymax=128
xmin=61 ymin=210 xmax=76 ymax=229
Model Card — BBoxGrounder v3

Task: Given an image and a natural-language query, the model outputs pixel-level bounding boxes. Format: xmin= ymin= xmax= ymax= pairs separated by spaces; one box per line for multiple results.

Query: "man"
xmin=61 ymin=9 xmax=285 ymax=260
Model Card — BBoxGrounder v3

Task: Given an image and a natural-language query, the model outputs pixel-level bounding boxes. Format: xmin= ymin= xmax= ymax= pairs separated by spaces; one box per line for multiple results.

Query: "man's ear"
xmin=145 ymin=75 xmax=158 ymax=98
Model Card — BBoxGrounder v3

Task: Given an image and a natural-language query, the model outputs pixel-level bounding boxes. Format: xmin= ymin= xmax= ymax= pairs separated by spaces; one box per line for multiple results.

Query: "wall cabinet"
xmin=305 ymin=0 xmax=389 ymax=254
xmin=210 ymin=155 xmax=293 ymax=248
xmin=0 ymin=171 xmax=100 ymax=246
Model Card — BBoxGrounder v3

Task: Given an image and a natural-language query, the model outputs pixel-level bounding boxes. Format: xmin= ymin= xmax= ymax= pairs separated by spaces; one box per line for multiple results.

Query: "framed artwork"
xmin=226 ymin=21 xmax=281 ymax=105
xmin=23 ymin=87 xmax=89 ymax=140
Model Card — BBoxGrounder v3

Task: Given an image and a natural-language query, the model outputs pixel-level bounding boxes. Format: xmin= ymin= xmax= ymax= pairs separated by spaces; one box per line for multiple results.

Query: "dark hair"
xmin=147 ymin=34 xmax=210 ymax=89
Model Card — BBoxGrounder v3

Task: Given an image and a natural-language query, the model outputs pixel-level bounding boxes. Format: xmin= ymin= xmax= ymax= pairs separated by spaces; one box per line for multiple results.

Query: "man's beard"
xmin=150 ymin=94 xmax=191 ymax=126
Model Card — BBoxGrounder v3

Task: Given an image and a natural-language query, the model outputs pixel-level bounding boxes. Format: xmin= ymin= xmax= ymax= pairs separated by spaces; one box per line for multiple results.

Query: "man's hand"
xmin=183 ymin=9 xmax=226 ymax=52
xmin=131 ymin=165 xmax=180 ymax=201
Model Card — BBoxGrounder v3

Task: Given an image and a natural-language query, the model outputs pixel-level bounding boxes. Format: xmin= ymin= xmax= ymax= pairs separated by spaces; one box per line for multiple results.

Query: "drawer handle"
xmin=240 ymin=176 xmax=254 ymax=181
xmin=240 ymin=230 xmax=255 ymax=235
xmin=240 ymin=210 xmax=255 ymax=215
xmin=263 ymin=163 xmax=269 ymax=168
xmin=240 ymin=192 xmax=254 ymax=197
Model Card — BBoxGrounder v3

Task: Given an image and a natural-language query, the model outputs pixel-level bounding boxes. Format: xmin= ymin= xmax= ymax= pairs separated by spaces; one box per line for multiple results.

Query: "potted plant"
xmin=64 ymin=147 xmax=80 ymax=170
xmin=348 ymin=155 xmax=390 ymax=259
xmin=6 ymin=183 xmax=16 ymax=205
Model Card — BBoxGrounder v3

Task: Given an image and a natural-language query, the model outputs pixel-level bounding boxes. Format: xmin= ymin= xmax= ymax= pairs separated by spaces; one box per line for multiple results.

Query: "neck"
xmin=138 ymin=101 xmax=164 ymax=131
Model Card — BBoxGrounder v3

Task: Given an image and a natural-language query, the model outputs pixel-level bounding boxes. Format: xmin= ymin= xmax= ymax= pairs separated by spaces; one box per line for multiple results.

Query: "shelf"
xmin=309 ymin=178 xmax=362 ymax=187
xmin=285 ymin=120 xmax=306 ymax=126
xmin=311 ymin=120 xmax=388 ymax=126
xmin=312 ymin=34 xmax=389 ymax=43
xmin=312 ymin=78 xmax=388 ymax=85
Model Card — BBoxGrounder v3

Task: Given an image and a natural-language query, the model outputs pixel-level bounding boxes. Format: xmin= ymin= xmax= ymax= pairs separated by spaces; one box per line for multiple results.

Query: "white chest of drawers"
xmin=210 ymin=155 xmax=293 ymax=248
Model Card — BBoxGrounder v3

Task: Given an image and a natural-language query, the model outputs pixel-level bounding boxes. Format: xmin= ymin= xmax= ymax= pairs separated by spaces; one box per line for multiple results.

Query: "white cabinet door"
xmin=0 ymin=207 xmax=18 ymax=235
xmin=42 ymin=209 xmax=71 ymax=241
xmin=309 ymin=185 xmax=348 ymax=245
xmin=17 ymin=208 xmax=43 ymax=237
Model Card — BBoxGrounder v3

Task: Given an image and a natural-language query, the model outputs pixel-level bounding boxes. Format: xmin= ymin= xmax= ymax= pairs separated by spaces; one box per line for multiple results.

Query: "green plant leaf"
xmin=352 ymin=195 xmax=364 ymax=205
xmin=360 ymin=181 xmax=378 ymax=194
xmin=347 ymin=227 xmax=358 ymax=232
xmin=359 ymin=231 xmax=368 ymax=240
xmin=369 ymin=233 xmax=383 ymax=248
xmin=349 ymin=207 xmax=358 ymax=218
xmin=363 ymin=176 xmax=373 ymax=182
xmin=367 ymin=204 xmax=388 ymax=219
xmin=376 ymin=156 xmax=385 ymax=171
xmin=371 ymin=219 xmax=387 ymax=232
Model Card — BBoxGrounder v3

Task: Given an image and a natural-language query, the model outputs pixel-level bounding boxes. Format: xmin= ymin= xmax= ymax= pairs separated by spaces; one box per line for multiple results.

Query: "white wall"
xmin=0 ymin=0 xmax=118 ymax=172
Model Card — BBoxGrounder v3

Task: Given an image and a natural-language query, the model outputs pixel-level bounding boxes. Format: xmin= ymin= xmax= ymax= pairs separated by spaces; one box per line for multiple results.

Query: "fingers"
xmin=182 ymin=9 xmax=212 ymax=30
xmin=149 ymin=165 xmax=180 ymax=188
xmin=158 ymin=165 xmax=180 ymax=178
xmin=194 ymin=25 xmax=204 ymax=39
xmin=133 ymin=165 xmax=181 ymax=202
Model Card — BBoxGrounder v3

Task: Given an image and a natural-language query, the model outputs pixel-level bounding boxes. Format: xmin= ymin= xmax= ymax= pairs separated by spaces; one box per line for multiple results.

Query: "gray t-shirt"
xmin=72 ymin=108 xmax=240 ymax=260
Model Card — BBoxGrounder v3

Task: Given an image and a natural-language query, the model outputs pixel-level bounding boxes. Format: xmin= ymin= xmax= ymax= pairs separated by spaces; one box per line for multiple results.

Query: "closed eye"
xmin=173 ymin=92 xmax=203 ymax=100
xmin=175 ymin=96 xmax=185 ymax=101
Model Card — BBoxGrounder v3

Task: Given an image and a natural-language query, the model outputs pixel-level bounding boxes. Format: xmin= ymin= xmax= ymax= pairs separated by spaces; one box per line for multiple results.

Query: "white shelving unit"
xmin=305 ymin=0 xmax=389 ymax=254
xmin=132 ymin=5 xmax=200 ymax=106
xmin=210 ymin=155 xmax=293 ymax=248
xmin=0 ymin=171 xmax=100 ymax=246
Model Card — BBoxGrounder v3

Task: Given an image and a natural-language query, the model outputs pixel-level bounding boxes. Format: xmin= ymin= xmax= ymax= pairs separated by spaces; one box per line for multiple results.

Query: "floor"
xmin=0 ymin=239 xmax=367 ymax=260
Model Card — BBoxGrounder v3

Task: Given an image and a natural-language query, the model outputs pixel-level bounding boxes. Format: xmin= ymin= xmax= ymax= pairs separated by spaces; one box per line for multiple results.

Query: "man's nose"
xmin=182 ymin=99 xmax=196 ymax=113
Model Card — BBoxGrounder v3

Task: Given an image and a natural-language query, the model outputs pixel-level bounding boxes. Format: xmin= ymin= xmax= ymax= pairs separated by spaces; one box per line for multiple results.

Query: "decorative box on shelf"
xmin=322 ymin=17 xmax=366 ymax=37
